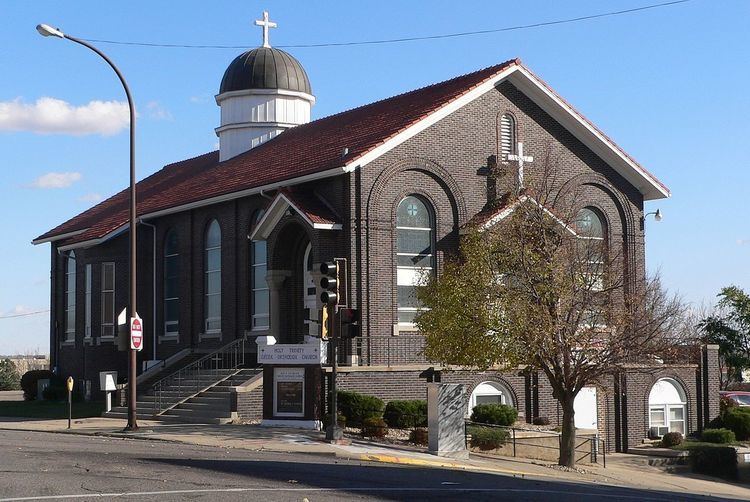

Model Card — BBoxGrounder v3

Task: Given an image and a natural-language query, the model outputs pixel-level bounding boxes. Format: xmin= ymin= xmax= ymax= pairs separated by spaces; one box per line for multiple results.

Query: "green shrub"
xmin=361 ymin=417 xmax=388 ymax=438
xmin=689 ymin=445 xmax=737 ymax=479
xmin=707 ymin=415 xmax=724 ymax=430
xmin=0 ymin=359 xmax=20 ymax=391
xmin=720 ymin=395 xmax=737 ymax=414
xmin=383 ymin=400 xmax=427 ymax=429
xmin=409 ymin=427 xmax=429 ymax=446
xmin=337 ymin=391 xmax=384 ymax=427
xmin=468 ymin=425 xmax=510 ymax=451
xmin=532 ymin=416 xmax=550 ymax=426
xmin=660 ymin=431 xmax=683 ymax=447
xmin=723 ymin=408 xmax=750 ymax=440
xmin=470 ymin=403 xmax=518 ymax=426
xmin=20 ymin=370 xmax=54 ymax=401
xmin=701 ymin=428 xmax=736 ymax=444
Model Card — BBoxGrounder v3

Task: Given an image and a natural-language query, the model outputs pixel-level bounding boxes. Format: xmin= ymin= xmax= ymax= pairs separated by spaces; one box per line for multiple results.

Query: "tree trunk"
xmin=558 ymin=395 xmax=577 ymax=467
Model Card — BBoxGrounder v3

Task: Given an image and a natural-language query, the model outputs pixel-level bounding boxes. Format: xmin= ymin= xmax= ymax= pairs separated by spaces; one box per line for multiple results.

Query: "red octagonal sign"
xmin=130 ymin=315 xmax=143 ymax=351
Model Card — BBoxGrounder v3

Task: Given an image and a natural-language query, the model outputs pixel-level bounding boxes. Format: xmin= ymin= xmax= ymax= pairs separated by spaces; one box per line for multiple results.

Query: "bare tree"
xmin=416 ymin=156 xmax=689 ymax=467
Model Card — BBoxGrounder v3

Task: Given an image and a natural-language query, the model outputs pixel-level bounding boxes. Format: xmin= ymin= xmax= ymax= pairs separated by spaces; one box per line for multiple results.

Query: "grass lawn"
xmin=0 ymin=400 xmax=104 ymax=419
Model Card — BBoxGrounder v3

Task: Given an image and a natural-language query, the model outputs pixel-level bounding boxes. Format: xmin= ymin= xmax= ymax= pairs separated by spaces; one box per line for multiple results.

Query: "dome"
xmin=219 ymin=47 xmax=312 ymax=95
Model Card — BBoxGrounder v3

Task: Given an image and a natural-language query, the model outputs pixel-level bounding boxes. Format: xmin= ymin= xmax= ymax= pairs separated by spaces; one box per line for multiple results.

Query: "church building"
xmin=33 ymin=13 xmax=719 ymax=452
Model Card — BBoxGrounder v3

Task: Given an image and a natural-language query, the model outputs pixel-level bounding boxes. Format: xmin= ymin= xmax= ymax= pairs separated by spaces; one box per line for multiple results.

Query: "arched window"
xmin=574 ymin=207 xmax=606 ymax=291
xmin=396 ymin=195 xmax=435 ymax=325
xmin=64 ymin=251 xmax=76 ymax=341
xmin=303 ymin=243 xmax=319 ymax=336
xmin=251 ymin=210 xmax=269 ymax=330
xmin=648 ymin=378 xmax=687 ymax=436
xmin=500 ymin=113 xmax=516 ymax=161
xmin=469 ymin=381 xmax=515 ymax=412
xmin=204 ymin=220 xmax=221 ymax=333
xmin=164 ymin=228 xmax=179 ymax=337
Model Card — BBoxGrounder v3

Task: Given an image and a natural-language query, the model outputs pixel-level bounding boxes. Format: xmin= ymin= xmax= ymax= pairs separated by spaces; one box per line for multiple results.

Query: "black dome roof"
xmin=219 ymin=47 xmax=312 ymax=95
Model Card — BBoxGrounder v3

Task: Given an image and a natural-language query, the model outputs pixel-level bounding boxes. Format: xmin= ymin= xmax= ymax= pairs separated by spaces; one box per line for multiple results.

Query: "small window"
xmin=64 ymin=252 xmax=76 ymax=341
xmin=500 ymin=113 xmax=516 ymax=161
xmin=204 ymin=220 xmax=221 ymax=333
xmin=396 ymin=195 xmax=435 ymax=324
xmin=101 ymin=262 xmax=115 ymax=337
xmin=164 ymin=229 xmax=180 ymax=336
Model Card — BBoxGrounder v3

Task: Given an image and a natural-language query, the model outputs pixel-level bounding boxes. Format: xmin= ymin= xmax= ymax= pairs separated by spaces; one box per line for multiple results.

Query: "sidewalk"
xmin=1 ymin=416 xmax=749 ymax=500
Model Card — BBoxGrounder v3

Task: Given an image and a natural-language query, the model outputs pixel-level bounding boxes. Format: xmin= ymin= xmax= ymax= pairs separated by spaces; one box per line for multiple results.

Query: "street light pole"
xmin=37 ymin=24 xmax=139 ymax=431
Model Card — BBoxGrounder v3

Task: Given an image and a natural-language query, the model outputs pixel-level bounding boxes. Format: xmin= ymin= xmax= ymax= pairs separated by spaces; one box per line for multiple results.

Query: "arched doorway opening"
xmin=468 ymin=381 xmax=515 ymax=416
xmin=648 ymin=378 xmax=687 ymax=437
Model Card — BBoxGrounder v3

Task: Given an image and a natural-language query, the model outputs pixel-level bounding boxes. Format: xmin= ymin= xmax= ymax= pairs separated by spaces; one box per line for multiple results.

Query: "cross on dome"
xmin=507 ymin=141 xmax=533 ymax=192
xmin=254 ymin=10 xmax=277 ymax=48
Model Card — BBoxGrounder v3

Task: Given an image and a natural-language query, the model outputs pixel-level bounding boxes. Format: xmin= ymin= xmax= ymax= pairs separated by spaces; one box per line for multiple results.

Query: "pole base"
xmin=325 ymin=425 xmax=344 ymax=442
xmin=122 ymin=424 xmax=139 ymax=433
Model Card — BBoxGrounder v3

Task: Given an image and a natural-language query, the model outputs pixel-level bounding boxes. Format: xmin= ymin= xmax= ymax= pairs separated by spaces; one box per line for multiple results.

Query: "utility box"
xmin=428 ymin=383 xmax=468 ymax=459
xmin=99 ymin=371 xmax=118 ymax=392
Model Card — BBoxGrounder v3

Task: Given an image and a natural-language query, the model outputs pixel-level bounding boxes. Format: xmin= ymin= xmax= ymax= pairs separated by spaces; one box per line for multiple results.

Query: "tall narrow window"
xmin=500 ymin=113 xmax=516 ymax=161
xmin=204 ymin=220 xmax=222 ymax=333
xmin=101 ymin=262 xmax=115 ymax=338
xmin=164 ymin=229 xmax=180 ymax=337
xmin=251 ymin=210 xmax=269 ymax=330
xmin=64 ymin=252 xmax=76 ymax=342
xmin=574 ymin=207 xmax=606 ymax=292
xmin=396 ymin=195 xmax=435 ymax=325
xmin=84 ymin=264 xmax=92 ymax=339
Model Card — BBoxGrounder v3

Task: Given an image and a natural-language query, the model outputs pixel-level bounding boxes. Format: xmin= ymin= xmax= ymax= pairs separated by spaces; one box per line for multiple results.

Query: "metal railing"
xmin=150 ymin=337 xmax=246 ymax=415
xmin=464 ymin=421 xmax=606 ymax=467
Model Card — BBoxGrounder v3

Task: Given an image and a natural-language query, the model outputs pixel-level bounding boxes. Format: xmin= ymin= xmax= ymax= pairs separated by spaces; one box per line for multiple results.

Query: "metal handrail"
xmin=464 ymin=421 xmax=606 ymax=467
xmin=149 ymin=336 xmax=246 ymax=415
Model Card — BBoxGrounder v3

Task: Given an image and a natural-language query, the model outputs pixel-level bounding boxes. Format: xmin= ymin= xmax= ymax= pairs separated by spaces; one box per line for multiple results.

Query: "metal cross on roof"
xmin=507 ymin=141 xmax=533 ymax=192
xmin=254 ymin=10 xmax=277 ymax=48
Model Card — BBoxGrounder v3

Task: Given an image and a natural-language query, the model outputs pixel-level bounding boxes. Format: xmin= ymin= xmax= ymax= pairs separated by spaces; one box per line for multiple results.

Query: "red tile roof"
xmin=36 ymin=58 xmax=521 ymax=246
xmin=279 ymin=187 xmax=340 ymax=226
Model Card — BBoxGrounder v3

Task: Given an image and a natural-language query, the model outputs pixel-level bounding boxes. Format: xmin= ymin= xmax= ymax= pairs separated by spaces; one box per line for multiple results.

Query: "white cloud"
xmin=28 ymin=172 xmax=82 ymax=189
xmin=0 ymin=97 xmax=129 ymax=136
xmin=738 ymin=239 xmax=750 ymax=246
xmin=78 ymin=192 xmax=103 ymax=203
xmin=190 ymin=95 xmax=211 ymax=104
xmin=146 ymin=101 xmax=173 ymax=120
xmin=2 ymin=305 xmax=36 ymax=316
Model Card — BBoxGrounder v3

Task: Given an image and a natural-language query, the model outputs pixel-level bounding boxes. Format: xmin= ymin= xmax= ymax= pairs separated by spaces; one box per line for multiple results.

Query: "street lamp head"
xmin=654 ymin=209 xmax=663 ymax=222
xmin=36 ymin=24 xmax=65 ymax=38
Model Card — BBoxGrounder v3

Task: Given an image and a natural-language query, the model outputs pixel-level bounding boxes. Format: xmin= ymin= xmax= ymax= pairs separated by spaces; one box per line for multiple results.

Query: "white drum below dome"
xmin=216 ymin=89 xmax=315 ymax=161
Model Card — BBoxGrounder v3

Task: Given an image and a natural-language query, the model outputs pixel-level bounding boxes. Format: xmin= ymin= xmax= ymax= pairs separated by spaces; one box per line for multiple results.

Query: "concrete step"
xmin=187 ymin=395 xmax=231 ymax=405
xmin=168 ymin=409 xmax=230 ymax=420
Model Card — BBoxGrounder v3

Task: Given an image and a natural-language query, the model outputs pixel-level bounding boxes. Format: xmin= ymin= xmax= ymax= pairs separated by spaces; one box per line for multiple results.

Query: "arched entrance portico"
xmin=266 ymin=221 xmax=321 ymax=344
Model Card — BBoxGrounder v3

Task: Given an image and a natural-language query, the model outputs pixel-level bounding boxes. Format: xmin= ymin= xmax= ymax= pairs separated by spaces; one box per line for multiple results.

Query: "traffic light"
xmin=339 ymin=308 xmax=359 ymax=340
xmin=320 ymin=261 xmax=339 ymax=305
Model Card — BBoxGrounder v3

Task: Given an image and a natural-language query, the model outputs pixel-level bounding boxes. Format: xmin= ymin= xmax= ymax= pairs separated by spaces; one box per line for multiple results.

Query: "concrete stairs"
xmin=105 ymin=368 xmax=261 ymax=424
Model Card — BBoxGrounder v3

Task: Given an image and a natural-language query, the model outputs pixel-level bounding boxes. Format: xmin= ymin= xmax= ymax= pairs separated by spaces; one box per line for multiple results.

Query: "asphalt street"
xmin=0 ymin=430 xmax=734 ymax=501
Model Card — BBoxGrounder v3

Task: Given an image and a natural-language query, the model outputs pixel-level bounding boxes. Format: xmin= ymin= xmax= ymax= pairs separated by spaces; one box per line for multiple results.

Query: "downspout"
xmin=139 ymin=219 xmax=157 ymax=362
xmin=55 ymin=248 xmax=72 ymax=375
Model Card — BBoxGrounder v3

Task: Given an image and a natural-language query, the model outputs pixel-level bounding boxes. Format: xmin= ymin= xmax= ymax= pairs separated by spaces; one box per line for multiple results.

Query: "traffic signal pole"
xmin=326 ymin=305 xmax=343 ymax=441
xmin=321 ymin=261 xmax=344 ymax=442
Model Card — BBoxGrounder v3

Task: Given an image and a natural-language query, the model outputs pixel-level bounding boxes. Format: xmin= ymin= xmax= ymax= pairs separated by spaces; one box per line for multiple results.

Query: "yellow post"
xmin=66 ymin=377 xmax=74 ymax=429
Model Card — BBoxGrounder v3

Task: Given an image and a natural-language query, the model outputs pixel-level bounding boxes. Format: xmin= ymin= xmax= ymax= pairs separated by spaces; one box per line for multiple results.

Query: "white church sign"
xmin=258 ymin=344 xmax=321 ymax=365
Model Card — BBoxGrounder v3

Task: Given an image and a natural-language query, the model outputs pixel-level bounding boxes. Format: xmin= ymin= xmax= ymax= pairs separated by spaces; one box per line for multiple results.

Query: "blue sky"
xmin=1 ymin=0 xmax=748 ymax=355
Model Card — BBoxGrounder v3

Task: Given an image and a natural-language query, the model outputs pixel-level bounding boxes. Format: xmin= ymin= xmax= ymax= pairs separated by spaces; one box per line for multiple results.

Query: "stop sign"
xmin=130 ymin=315 xmax=143 ymax=351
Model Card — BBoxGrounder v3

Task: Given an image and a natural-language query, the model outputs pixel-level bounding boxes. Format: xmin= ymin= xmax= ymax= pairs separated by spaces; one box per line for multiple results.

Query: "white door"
xmin=574 ymin=387 xmax=598 ymax=429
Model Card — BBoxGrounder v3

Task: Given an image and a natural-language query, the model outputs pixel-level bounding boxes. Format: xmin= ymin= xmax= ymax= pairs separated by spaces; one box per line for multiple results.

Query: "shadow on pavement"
xmin=145 ymin=456 xmax=734 ymax=501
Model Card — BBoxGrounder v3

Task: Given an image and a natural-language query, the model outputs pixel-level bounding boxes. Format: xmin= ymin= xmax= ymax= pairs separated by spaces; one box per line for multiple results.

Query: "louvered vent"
xmin=500 ymin=113 xmax=516 ymax=161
